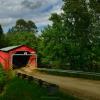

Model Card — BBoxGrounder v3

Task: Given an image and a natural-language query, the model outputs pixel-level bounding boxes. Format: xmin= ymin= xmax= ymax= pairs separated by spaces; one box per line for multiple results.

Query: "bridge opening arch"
xmin=12 ymin=51 xmax=31 ymax=69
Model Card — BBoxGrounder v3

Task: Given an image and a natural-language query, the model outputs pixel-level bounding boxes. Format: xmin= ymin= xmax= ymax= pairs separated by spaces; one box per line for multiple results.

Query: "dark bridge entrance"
xmin=12 ymin=51 xmax=31 ymax=69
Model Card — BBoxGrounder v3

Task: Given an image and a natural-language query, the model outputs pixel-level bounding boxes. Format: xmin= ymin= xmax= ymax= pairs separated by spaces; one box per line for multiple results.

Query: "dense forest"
xmin=0 ymin=0 xmax=100 ymax=72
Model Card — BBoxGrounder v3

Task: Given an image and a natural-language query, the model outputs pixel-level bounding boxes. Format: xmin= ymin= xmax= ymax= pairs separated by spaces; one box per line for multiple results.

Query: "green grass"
xmin=38 ymin=70 xmax=100 ymax=80
xmin=0 ymin=77 xmax=78 ymax=100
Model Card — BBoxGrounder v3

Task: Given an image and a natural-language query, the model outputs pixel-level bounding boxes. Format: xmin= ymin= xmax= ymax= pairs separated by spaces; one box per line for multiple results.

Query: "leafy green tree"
xmin=7 ymin=32 xmax=37 ymax=49
xmin=27 ymin=20 xmax=37 ymax=33
xmin=8 ymin=19 xmax=37 ymax=33
xmin=38 ymin=14 xmax=70 ymax=69
xmin=39 ymin=0 xmax=100 ymax=72
xmin=0 ymin=24 xmax=3 ymax=34
xmin=0 ymin=25 xmax=9 ymax=48
xmin=0 ymin=24 xmax=3 ymax=48
xmin=7 ymin=19 xmax=38 ymax=49
xmin=61 ymin=0 xmax=100 ymax=71
xmin=89 ymin=0 xmax=100 ymax=13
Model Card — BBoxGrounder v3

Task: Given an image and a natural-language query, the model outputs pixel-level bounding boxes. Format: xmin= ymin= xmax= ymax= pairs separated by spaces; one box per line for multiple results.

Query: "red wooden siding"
xmin=0 ymin=45 xmax=37 ymax=70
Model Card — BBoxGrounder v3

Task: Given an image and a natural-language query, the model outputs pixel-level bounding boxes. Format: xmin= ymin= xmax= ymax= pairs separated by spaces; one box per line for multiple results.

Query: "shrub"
xmin=6 ymin=69 xmax=15 ymax=80
xmin=0 ymin=64 xmax=7 ymax=93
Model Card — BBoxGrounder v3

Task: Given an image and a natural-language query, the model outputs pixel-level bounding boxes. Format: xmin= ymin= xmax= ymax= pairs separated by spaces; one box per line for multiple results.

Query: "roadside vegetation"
xmin=0 ymin=64 xmax=7 ymax=93
xmin=0 ymin=75 xmax=78 ymax=100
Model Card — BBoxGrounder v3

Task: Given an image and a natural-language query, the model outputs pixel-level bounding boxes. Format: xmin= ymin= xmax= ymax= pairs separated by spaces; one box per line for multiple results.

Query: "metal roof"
xmin=0 ymin=45 xmax=22 ymax=52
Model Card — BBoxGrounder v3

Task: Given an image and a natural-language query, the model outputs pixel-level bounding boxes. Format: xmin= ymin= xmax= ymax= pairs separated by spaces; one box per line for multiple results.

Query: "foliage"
xmin=0 ymin=64 xmax=7 ymax=92
xmin=89 ymin=0 xmax=100 ymax=13
xmin=0 ymin=35 xmax=10 ymax=48
xmin=6 ymin=69 xmax=15 ymax=80
xmin=0 ymin=24 xmax=3 ymax=34
xmin=0 ymin=64 xmax=7 ymax=85
xmin=7 ymin=32 xmax=37 ymax=49
xmin=0 ymin=25 xmax=9 ymax=48
xmin=6 ymin=19 xmax=38 ymax=49
xmin=62 ymin=0 xmax=92 ymax=70
xmin=38 ymin=0 xmax=100 ymax=72
xmin=8 ymin=19 xmax=37 ymax=34
xmin=0 ymin=77 xmax=78 ymax=100
xmin=38 ymin=14 xmax=69 ymax=68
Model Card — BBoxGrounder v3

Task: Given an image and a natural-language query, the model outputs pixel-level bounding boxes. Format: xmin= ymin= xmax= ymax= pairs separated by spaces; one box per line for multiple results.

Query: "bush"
xmin=0 ymin=77 xmax=78 ymax=100
xmin=6 ymin=69 xmax=15 ymax=80
xmin=0 ymin=64 xmax=7 ymax=93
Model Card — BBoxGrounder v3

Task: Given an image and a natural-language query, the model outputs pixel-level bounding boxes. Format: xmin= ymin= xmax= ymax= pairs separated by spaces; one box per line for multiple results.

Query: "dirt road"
xmin=16 ymin=69 xmax=100 ymax=100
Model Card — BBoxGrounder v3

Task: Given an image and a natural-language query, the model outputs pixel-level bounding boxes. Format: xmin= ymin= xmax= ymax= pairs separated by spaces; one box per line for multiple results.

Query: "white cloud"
xmin=0 ymin=0 xmax=63 ymax=33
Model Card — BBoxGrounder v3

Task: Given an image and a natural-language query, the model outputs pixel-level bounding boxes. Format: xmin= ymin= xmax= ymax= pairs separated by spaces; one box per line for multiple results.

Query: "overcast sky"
xmin=0 ymin=0 xmax=63 ymax=33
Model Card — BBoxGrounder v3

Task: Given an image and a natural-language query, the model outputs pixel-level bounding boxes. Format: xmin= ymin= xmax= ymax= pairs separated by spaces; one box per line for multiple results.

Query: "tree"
xmin=0 ymin=25 xmax=9 ymax=48
xmin=0 ymin=24 xmax=3 ymax=34
xmin=61 ymin=0 xmax=100 ymax=71
xmin=27 ymin=20 xmax=37 ymax=33
xmin=8 ymin=19 xmax=37 ymax=33
xmin=89 ymin=0 xmax=100 ymax=13
xmin=38 ymin=13 xmax=70 ymax=69
xmin=7 ymin=19 xmax=38 ymax=49
xmin=89 ymin=0 xmax=100 ymax=72
xmin=0 ymin=24 xmax=3 ymax=48
xmin=39 ymin=0 xmax=100 ymax=72
xmin=7 ymin=31 xmax=37 ymax=49
xmin=62 ymin=0 xmax=91 ymax=70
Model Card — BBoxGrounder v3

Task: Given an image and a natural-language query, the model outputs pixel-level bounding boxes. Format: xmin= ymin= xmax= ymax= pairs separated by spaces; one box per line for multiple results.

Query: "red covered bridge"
xmin=0 ymin=45 xmax=37 ymax=70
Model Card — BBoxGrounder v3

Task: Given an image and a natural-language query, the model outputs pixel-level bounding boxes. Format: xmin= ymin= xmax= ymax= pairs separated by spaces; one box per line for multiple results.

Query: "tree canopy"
xmin=0 ymin=24 xmax=3 ymax=35
xmin=7 ymin=19 xmax=38 ymax=49
xmin=38 ymin=0 xmax=100 ymax=72
xmin=8 ymin=19 xmax=37 ymax=33
xmin=0 ymin=25 xmax=9 ymax=48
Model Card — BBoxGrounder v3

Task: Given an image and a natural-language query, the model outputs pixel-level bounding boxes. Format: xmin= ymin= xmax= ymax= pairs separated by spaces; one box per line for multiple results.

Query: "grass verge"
xmin=0 ymin=77 xmax=79 ymax=100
